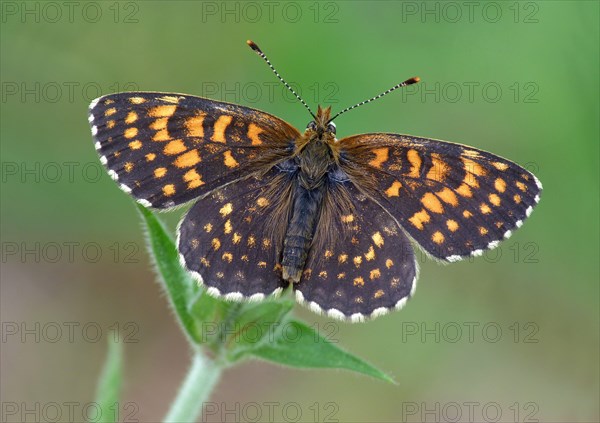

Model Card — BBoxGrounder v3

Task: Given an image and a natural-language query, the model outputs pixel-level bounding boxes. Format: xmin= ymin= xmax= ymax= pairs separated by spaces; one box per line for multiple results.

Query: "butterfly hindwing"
xmin=177 ymin=167 xmax=295 ymax=300
xmin=338 ymin=134 xmax=542 ymax=261
xmin=89 ymin=92 xmax=300 ymax=209
xmin=295 ymin=180 xmax=417 ymax=322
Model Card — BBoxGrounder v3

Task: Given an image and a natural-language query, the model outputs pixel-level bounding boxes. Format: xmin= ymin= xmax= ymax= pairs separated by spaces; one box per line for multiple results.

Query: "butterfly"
xmin=88 ymin=40 xmax=542 ymax=322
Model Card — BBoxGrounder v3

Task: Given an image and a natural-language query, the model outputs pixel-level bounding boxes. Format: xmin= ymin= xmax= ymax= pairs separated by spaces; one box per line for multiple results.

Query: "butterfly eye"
xmin=306 ymin=121 xmax=317 ymax=131
xmin=327 ymin=122 xmax=336 ymax=134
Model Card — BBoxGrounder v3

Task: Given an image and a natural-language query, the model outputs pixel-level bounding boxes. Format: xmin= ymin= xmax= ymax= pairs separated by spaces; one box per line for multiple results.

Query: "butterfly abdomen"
xmin=281 ymin=180 xmax=326 ymax=283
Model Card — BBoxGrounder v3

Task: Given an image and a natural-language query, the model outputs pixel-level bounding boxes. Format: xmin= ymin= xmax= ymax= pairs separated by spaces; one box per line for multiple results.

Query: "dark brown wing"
xmin=296 ymin=180 xmax=417 ymax=322
xmin=337 ymin=133 xmax=542 ymax=261
xmin=178 ymin=167 xmax=295 ymax=300
xmin=89 ymin=92 xmax=300 ymax=209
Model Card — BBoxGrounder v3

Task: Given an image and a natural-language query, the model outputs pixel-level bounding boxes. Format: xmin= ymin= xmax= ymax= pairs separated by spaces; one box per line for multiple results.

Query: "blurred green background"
xmin=1 ymin=1 xmax=598 ymax=422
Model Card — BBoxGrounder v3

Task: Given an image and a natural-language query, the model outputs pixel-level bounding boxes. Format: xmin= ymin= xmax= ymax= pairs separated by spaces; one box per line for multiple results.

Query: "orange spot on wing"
xmin=162 ymin=184 xmax=175 ymax=196
xmin=488 ymin=193 xmax=501 ymax=206
xmin=421 ymin=192 xmax=444 ymax=213
xmin=464 ymin=174 xmax=480 ymax=188
xmin=495 ymin=178 xmax=506 ymax=193
xmin=219 ymin=203 xmax=233 ymax=217
xmin=409 ymin=209 xmax=431 ymax=230
xmin=164 ymin=139 xmax=187 ymax=155
xmin=492 ymin=161 xmax=508 ymax=171
xmin=516 ymin=181 xmax=527 ymax=192
xmin=158 ymin=95 xmax=181 ymax=104
xmin=247 ymin=123 xmax=264 ymax=145
xmin=479 ymin=226 xmax=488 ymax=235
xmin=463 ymin=149 xmax=480 ymax=158
xmin=183 ymin=169 xmax=204 ymax=189
xmin=353 ymin=276 xmax=364 ymax=286
xmin=222 ymin=252 xmax=233 ymax=263
xmin=256 ymin=197 xmax=269 ymax=207
xmin=186 ymin=113 xmax=205 ymax=138
xmin=456 ymin=183 xmax=473 ymax=197
xmin=365 ymin=246 xmax=375 ymax=261
xmin=426 ymin=153 xmax=449 ymax=182
xmin=174 ymin=150 xmax=201 ymax=168
xmin=385 ymin=181 xmax=402 ymax=197
xmin=407 ymin=149 xmax=422 ymax=177
xmin=513 ymin=194 xmax=522 ymax=204
xmin=149 ymin=105 xmax=176 ymax=118
xmin=129 ymin=140 xmax=142 ymax=150
xmin=154 ymin=167 xmax=167 ymax=178
xmin=372 ymin=232 xmax=384 ymax=247
xmin=145 ymin=153 xmax=156 ymax=162
xmin=480 ymin=203 xmax=492 ymax=214
xmin=368 ymin=147 xmax=389 ymax=168
xmin=446 ymin=219 xmax=459 ymax=232
xmin=125 ymin=111 xmax=138 ymax=124
xmin=370 ymin=269 xmax=381 ymax=280
xmin=462 ymin=158 xmax=486 ymax=176
xmin=432 ymin=231 xmax=445 ymax=244
xmin=341 ymin=214 xmax=354 ymax=223
xmin=151 ymin=117 xmax=168 ymax=131
xmin=129 ymin=97 xmax=146 ymax=104
xmin=124 ymin=127 xmax=138 ymax=138
xmin=211 ymin=115 xmax=232 ymax=143
xmin=223 ymin=150 xmax=239 ymax=168
xmin=436 ymin=187 xmax=458 ymax=206
xmin=153 ymin=129 xmax=171 ymax=142
xmin=105 ymin=108 xmax=117 ymax=117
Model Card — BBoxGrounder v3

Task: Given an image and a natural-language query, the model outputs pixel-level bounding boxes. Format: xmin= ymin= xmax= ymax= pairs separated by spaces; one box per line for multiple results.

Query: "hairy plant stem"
xmin=163 ymin=352 xmax=222 ymax=423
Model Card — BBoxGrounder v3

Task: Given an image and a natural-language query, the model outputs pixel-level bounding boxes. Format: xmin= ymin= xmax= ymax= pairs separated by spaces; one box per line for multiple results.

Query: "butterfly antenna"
xmin=328 ymin=76 xmax=421 ymax=123
xmin=247 ymin=40 xmax=316 ymax=119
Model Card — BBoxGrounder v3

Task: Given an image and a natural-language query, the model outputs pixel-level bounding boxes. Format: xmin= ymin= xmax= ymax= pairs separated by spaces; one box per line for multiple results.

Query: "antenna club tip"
xmin=247 ymin=40 xmax=262 ymax=53
xmin=408 ymin=76 xmax=420 ymax=84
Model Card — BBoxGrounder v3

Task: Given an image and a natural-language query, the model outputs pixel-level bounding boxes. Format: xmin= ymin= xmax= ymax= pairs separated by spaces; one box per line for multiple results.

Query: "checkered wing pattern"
xmin=177 ymin=167 xmax=294 ymax=300
xmin=88 ymin=92 xmax=299 ymax=209
xmin=338 ymin=134 xmax=542 ymax=261
xmin=295 ymin=180 xmax=417 ymax=322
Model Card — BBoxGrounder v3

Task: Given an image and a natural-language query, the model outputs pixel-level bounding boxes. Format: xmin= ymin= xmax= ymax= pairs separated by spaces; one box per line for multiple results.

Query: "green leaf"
xmin=188 ymin=288 xmax=230 ymax=323
xmin=249 ymin=319 xmax=396 ymax=384
xmin=225 ymin=299 xmax=295 ymax=362
xmin=94 ymin=335 xmax=123 ymax=423
xmin=188 ymin=289 xmax=233 ymax=349
xmin=137 ymin=204 xmax=206 ymax=345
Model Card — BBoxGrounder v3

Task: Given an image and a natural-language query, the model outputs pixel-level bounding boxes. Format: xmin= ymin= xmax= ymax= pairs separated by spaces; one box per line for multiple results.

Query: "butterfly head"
xmin=305 ymin=105 xmax=337 ymax=143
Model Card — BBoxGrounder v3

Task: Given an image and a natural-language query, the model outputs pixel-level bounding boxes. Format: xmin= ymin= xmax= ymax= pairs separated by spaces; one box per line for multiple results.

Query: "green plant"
xmin=95 ymin=204 xmax=394 ymax=423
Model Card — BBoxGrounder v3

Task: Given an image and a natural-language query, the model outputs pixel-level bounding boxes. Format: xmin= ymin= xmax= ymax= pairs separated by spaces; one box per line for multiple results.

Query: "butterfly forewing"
xmin=89 ymin=92 xmax=299 ymax=209
xmin=296 ymin=181 xmax=417 ymax=322
xmin=339 ymin=134 xmax=542 ymax=261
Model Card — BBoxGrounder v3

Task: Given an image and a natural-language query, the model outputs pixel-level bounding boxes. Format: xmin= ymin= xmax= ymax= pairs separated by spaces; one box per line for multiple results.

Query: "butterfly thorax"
xmin=297 ymin=140 xmax=333 ymax=190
